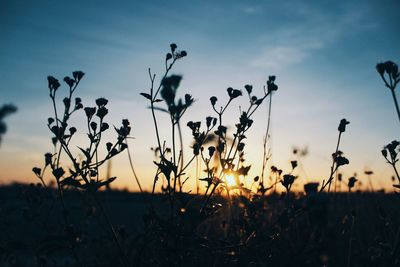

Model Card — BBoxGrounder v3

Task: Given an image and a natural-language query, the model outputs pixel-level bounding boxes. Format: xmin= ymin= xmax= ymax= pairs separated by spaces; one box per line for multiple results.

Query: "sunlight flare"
xmin=225 ymin=174 xmax=237 ymax=187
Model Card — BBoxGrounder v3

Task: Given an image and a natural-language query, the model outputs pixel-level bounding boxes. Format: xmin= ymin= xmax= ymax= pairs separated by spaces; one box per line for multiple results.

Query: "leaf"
xmin=140 ymin=93 xmax=152 ymax=100
xmin=98 ymin=177 xmax=117 ymax=188
xmin=77 ymin=146 xmax=91 ymax=160
xmin=393 ymin=184 xmax=400 ymax=189
xmin=154 ymin=99 xmax=163 ymax=103
xmin=148 ymin=106 xmax=169 ymax=113
xmin=61 ymin=177 xmax=82 ymax=188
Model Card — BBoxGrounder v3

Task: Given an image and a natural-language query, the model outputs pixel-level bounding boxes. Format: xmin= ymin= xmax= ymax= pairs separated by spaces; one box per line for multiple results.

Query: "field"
xmin=0 ymin=184 xmax=399 ymax=266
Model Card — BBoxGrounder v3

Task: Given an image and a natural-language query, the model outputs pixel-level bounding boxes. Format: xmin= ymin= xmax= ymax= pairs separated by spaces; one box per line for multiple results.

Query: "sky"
xmin=0 ymin=0 xmax=399 ymax=192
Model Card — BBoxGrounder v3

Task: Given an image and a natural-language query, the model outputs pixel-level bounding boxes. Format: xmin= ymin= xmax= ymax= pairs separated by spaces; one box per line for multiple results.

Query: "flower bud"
xmin=170 ymin=43 xmax=177 ymax=53
xmin=72 ymin=71 xmax=85 ymax=82
xmin=376 ymin=63 xmax=385 ymax=75
xmin=338 ymin=118 xmax=350 ymax=133
xmin=381 ymin=149 xmax=388 ymax=158
xmin=96 ymin=98 xmax=108 ymax=107
xmin=210 ymin=96 xmax=218 ymax=106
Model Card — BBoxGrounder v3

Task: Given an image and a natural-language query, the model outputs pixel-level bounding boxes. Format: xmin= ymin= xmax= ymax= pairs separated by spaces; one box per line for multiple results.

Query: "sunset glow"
xmin=0 ymin=0 xmax=399 ymax=193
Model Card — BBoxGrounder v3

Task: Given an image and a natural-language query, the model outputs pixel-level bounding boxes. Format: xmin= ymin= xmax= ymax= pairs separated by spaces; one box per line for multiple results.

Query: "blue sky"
xmin=0 ymin=0 xmax=399 ymax=191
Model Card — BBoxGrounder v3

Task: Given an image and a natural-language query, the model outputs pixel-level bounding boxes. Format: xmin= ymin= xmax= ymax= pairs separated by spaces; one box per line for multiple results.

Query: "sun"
xmin=225 ymin=174 xmax=237 ymax=187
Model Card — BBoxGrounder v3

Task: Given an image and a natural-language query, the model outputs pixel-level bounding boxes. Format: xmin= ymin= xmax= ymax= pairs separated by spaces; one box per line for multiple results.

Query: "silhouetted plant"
xmin=320 ymin=118 xmax=350 ymax=192
xmin=376 ymin=61 xmax=400 ymax=122
xmin=140 ymin=43 xmax=192 ymax=216
xmin=33 ymin=71 xmax=130 ymax=267
xmin=259 ymin=77 xmax=278 ymax=192
xmin=0 ymin=103 xmax=17 ymax=145
xmin=382 ymin=140 xmax=400 ymax=189
xmin=348 ymin=176 xmax=357 ymax=192
xmin=198 ymin=77 xmax=278 ymax=213
xmin=9 ymin=44 xmax=398 ymax=267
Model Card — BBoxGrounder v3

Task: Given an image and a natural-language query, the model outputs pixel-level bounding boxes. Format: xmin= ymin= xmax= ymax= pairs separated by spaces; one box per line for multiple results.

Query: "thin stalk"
xmin=261 ymin=93 xmax=272 ymax=183
xmin=391 ymin=163 xmax=400 ymax=184
xmin=172 ymin=118 xmax=178 ymax=196
xmin=126 ymin=139 xmax=143 ymax=192
xmin=390 ymin=88 xmax=400 ymax=123
xmin=177 ymin=121 xmax=184 ymax=189
xmin=320 ymin=131 xmax=342 ymax=192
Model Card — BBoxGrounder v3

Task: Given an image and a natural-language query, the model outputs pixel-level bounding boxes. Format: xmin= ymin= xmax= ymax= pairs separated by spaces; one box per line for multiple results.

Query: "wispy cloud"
xmin=249 ymin=3 xmax=374 ymax=69
xmin=251 ymin=46 xmax=307 ymax=68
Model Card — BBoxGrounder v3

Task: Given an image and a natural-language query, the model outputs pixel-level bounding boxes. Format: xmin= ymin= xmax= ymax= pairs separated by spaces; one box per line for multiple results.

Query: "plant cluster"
xmin=0 ymin=103 xmax=17 ymax=145
xmin=9 ymin=45 xmax=397 ymax=266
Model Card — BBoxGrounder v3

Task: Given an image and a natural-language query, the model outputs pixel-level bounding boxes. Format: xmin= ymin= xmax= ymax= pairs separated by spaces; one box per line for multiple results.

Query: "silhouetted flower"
xmin=101 ymin=122 xmax=109 ymax=132
xmin=69 ymin=127 xmax=77 ymax=135
xmin=215 ymin=125 xmax=227 ymax=137
xmin=166 ymin=53 xmax=172 ymax=61
xmin=210 ymin=96 xmax=218 ymax=106
xmin=338 ymin=118 xmax=350 ymax=132
xmin=244 ymin=84 xmax=252 ymax=95
xmin=376 ymin=63 xmax=385 ymax=75
xmin=291 ymin=160 xmax=298 ymax=169
xmin=193 ymin=143 xmax=200 ymax=156
xmin=383 ymin=140 xmax=399 ymax=162
xmin=348 ymin=176 xmax=357 ymax=189
xmin=90 ymin=122 xmax=97 ymax=132
xmin=122 ymin=119 xmax=129 ymax=128
xmin=84 ymin=107 xmax=96 ymax=120
xmin=335 ymin=155 xmax=349 ymax=167
xmin=48 ymin=117 xmax=54 ymax=125
xmin=52 ymin=167 xmax=65 ymax=180
xmin=208 ymin=146 xmax=215 ymax=157
xmin=106 ymin=142 xmax=113 ymax=152
xmin=44 ymin=153 xmax=52 ymax=166
xmin=63 ymin=97 xmax=71 ymax=108
xmin=227 ymin=87 xmax=242 ymax=99
xmin=64 ymin=76 xmax=75 ymax=88
xmin=72 ymin=71 xmax=85 ymax=82
xmin=177 ymin=51 xmax=187 ymax=58
xmin=95 ymin=98 xmax=108 ymax=107
xmin=384 ymin=61 xmax=397 ymax=75
xmin=267 ymin=76 xmax=278 ymax=93
xmin=96 ymin=106 xmax=108 ymax=119
xmin=74 ymin=97 xmax=83 ymax=109
xmin=161 ymin=75 xmax=182 ymax=106
xmin=32 ymin=167 xmax=41 ymax=176
xmin=184 ymin=94 xmax=193 ymax=106
xmin=282 ymin=174 xmax=295 ymax=191
xmin=170 ymin=43 xmax=177 ymax=53
xmin=381 ymin=149 xmax=388 ymax=158
xmin=47 ymin=76 xmax=60 ymax=92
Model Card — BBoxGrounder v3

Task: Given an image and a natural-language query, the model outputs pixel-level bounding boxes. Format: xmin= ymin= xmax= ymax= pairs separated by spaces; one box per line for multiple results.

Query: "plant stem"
xmin=391 ymin=88 xmax=400 ymax=123
xmin=126 ymin=138 xmax=143 ymax=192
xmin=261 ymin=92 xmax=272 ymax=184
xmin=321 ymin=131 xmax=342 ymax=192
xmin=391 ymin=163 xmax=400 ymax=184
